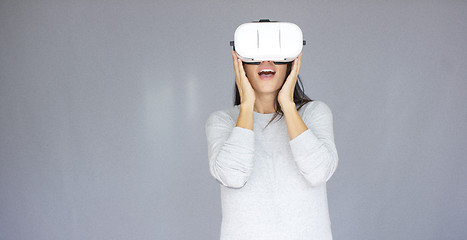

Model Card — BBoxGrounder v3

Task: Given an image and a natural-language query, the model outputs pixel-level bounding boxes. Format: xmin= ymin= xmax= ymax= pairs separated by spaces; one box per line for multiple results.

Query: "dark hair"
xmin=233 ymin=62 xmax=314 ymax=129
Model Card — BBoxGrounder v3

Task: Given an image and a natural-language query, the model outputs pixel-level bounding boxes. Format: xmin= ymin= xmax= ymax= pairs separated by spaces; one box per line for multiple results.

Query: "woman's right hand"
xmin=232 ymin=51 xmax=256 ymax=106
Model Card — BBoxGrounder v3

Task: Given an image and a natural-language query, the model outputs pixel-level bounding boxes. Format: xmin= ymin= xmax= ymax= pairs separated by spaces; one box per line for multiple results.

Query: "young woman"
xmin=205 ymin=50 xmax=339 ymax=240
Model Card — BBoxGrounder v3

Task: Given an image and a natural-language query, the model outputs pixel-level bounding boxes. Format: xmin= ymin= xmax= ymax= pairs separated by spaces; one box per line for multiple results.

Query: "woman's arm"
xmin=278 ymin=53 xmax=308 ymax=140
xmin=236 ymin=103 xmax=254 ymax=130
xmin=282 ymin=102 xmax=308 ymax=140
xmin=278 ymin=54 xmax=338 ymax=187
xmin=205 ymin=111 xmax=255 ymax=189
xmin=284 ymin=101 xmax=339 ymax=187
xmin=233 ymin=51 xmax=255 ymax=131
xmin=204 ymin=52 xmax=257 ymax=189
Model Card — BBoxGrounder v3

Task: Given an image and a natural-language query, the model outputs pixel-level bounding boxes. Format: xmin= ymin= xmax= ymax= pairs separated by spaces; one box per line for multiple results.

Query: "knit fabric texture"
xmin=205 ymin=100 xmax=338 ymax=240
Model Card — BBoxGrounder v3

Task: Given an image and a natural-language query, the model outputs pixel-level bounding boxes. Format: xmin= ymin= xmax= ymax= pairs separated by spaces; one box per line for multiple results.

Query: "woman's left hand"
xmin=278 ymin=53 xmax=302 ymax=108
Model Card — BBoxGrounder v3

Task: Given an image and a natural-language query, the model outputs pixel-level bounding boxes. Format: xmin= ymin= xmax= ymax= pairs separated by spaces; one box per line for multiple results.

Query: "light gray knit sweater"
xmin=205 ymin=100 xmax=338 ymax=240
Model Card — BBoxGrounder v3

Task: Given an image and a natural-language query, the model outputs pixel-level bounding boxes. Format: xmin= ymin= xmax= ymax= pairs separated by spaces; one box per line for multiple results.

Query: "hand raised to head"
xmin=278 ymin=53 xmax=302 ymax=107
xmin=232 ymin=51 xmax=256 ymax=106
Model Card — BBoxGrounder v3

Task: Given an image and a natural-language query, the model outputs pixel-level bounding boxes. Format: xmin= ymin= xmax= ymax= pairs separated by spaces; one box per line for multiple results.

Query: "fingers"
xmin=231 ymin=51 xmax=254 ymax=103
xmin=232 ymin=51 xmax=245 ymax=96
xmin=232 ymin=51 xmax=240 ymax=80
xmin=290 ymin=53 xmax=302 ymax=78
xmin=232 ymin=51 xmax=247 ymax=79
xmin=283 ymin=53 xmax=302 ymax=93
xmin=237 ymin=58 xmax=247 ymax=78
xmin=296 ymin=53 xmax=302 ymax=75
xmin=237 ymin=58 xmax=249 ymax=98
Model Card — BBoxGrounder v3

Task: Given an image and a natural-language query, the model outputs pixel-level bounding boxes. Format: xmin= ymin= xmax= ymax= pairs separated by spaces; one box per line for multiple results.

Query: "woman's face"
xmin=243 ymin=61 xmax=288 ymax=95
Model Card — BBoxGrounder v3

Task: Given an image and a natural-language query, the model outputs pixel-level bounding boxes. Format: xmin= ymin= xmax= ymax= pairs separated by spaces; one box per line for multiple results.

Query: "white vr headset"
xmin=230 ymin=19 xmax=306 ymax=64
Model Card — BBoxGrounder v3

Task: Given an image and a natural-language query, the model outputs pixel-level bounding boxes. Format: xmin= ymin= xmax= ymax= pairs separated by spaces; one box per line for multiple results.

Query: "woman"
xmin=205 ymin=50 xmax=339 ymax=239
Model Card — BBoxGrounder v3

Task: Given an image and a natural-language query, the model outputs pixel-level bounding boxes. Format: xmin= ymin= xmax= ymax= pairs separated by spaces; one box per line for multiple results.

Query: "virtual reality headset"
xmin=230 ymin=19 xmax=306 ymax=64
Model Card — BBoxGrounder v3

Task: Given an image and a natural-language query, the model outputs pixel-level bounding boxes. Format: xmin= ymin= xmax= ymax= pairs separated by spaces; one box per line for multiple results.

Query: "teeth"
xmin=260 ymin=69 xmax=275 ymax=74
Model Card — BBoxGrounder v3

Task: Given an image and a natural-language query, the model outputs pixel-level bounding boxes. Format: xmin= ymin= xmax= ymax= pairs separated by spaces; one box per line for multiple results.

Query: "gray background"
xmin=1 ymin=1 xmax=466 ymax=239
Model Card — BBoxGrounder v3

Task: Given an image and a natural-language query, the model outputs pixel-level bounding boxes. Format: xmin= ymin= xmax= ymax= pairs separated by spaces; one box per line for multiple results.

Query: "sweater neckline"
xmin=253 ymin=110 xmax=275 ymax=117
xmin=235 ymin=105 xmax=276 ymax=119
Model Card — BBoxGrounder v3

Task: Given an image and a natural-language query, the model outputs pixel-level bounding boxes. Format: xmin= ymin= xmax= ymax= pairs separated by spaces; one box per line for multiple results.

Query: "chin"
xmin=254 ymin=86 xmax=281 ymax=94
xmin=254 ymin=81 xmax=283 ymax=92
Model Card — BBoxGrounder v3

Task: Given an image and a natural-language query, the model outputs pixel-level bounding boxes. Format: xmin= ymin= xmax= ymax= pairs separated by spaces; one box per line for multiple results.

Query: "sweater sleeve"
xmin=289 ymin=101 xmax=339 ymax=187
xmin=205 ymin=111 xmax=255 ymax=189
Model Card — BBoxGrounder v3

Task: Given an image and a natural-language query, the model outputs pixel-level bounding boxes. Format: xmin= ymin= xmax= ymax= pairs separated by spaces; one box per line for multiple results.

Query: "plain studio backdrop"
xmin=1 ymin=1 xmax=466 ymax=239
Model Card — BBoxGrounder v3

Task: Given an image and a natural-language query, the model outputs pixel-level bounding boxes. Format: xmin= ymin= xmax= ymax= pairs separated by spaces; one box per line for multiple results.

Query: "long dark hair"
xmin=234 ymin=62 xmax=313 ymax=128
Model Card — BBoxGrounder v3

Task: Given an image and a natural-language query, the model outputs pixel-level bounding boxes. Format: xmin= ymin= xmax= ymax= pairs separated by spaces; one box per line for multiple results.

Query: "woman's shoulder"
xmin=205 ymin=105 xmax=240 ymax=127
xmin=299 ymin=100 xmax=333 ymax=118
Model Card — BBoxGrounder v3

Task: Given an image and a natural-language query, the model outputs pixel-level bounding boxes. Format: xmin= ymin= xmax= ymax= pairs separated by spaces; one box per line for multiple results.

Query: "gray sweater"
xmin=205 ymin=100 xmax=338 ymax=240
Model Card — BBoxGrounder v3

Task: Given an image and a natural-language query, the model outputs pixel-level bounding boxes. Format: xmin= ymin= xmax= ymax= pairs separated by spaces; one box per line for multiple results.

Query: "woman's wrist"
xmin=279 ymin=100 xmax=296 ymax=110
xmin=240 ymin=101 xmax=255 ymax=110
xmin=237 ymin=102 xmax=254 ymax=130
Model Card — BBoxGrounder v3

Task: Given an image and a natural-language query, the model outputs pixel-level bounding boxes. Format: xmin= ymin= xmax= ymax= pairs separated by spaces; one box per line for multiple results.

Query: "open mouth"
xmin=258 ymin=69 xmax=276 ymax=79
